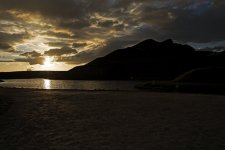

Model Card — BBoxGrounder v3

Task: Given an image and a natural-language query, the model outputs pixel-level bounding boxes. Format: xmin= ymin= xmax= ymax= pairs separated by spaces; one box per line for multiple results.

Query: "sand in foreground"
xmin=1 ymin=88 xmax=225 ymax=149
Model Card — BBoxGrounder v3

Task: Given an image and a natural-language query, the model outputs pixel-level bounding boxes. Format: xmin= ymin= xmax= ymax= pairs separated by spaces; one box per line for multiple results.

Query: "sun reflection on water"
xmin=43 ymin=79 xmax=51 ymax=89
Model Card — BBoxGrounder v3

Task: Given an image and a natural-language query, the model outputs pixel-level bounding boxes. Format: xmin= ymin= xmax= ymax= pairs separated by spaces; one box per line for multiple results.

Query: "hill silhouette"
xmin=67 ymin=39 xmax=225 ymax=80
xmin=1 ymin=39 xmax=225 ymax=81
xmin=175 ymin=67 xmax=225 ymax=83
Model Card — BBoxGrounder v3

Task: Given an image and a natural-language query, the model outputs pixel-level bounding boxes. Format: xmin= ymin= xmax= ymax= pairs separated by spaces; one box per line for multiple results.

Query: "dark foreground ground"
xmin=1 ymin=89 xmax=225 ymax=150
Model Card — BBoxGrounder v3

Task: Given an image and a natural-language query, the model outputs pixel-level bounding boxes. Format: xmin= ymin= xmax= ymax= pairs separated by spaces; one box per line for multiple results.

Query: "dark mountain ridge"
xmin=0 ymin=39 xmax=225 ymax=80
xmin=67 ymin=39 xmax=225 ymax=80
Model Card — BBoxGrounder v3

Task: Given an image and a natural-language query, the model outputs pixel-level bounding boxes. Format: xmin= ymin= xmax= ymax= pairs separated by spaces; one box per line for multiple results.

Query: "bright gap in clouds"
xmin=44 ymin=56 xmax=54 ymax=67
xmin=35 ymin=60 xmax=75 ymax=71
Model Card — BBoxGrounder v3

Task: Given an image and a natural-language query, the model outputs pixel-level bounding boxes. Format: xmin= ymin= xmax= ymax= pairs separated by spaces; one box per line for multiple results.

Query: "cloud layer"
xmin=0 ymin=0 xmax=225 ymax=70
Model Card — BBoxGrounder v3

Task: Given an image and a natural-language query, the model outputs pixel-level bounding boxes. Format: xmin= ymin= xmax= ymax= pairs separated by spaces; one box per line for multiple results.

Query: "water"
xmin=0 ymin=79 xmax=145 ymax=90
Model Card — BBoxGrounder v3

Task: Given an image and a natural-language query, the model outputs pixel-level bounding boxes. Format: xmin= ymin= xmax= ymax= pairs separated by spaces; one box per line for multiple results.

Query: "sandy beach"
xmin=1 ymin=88 xmax=225 ymax=149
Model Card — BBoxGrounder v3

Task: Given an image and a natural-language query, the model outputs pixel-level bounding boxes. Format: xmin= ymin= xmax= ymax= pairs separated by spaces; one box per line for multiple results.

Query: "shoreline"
xmin=1 ymin=79 xmax=225 ymax=95
xmin=1 ymin=85 xmax=225 ymax=96
xmin=0 ymin=89 xmax=225 ymax=150
xmin=1 ymin=88 xmax=225 ymax=149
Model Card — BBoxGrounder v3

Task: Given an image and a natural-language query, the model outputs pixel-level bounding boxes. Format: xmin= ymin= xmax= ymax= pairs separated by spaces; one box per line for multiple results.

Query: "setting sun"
xmin=44 ymin=56 xmax=54 ymax=67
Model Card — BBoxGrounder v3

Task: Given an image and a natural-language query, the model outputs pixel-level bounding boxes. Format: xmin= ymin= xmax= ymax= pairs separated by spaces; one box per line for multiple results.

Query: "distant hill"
xmin=0 ymin=71 xmax=65 ymax=80
xmin=67 ymin=39 xmax=225 ymax=80
xmin=136 ymin=67 xmax=225 ymax=94
xmin=175 ymin=67 xmax=225 ymax=83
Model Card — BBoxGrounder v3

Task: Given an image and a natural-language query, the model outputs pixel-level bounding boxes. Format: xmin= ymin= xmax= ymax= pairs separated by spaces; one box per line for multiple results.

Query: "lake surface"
xmin=0 ymin=79 xmax=145 ymax=90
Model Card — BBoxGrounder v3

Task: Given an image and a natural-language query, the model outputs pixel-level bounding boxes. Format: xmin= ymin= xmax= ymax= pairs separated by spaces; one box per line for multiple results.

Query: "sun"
xmin=44 ymin=56 xmax=54 ymax=67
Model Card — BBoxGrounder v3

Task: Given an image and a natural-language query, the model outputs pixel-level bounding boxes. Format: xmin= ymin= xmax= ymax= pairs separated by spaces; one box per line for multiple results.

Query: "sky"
xmin=0 ymin=0 xmax=225 ymax=72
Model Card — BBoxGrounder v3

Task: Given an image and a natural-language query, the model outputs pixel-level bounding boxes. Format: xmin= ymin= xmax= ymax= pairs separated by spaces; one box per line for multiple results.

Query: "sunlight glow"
xmin=44 ymin=56 xmax=54 ymax=67
xmin=43 ymin=79 xmax=51 ymax=89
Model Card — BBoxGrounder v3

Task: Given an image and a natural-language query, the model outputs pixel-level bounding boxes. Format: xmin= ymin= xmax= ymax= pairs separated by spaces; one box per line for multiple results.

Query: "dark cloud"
xmin=0 ymin=32 xmax=30 ymax=44
xmin=1 ymin=0 xmax=225 ymax=68
xmin=164 ymin=4 xmax=225 ymax=42
xmin=41 ymin=31 xmax=72 ymax=39
xmin=20 ymin=51 xmax=41 ymax=58
xmin=0 ymin=11 xmax=18 ymax=21
xmin=2 ymin=0 xmax=224 ymax=43
xmin=57 ymin=50 xmax=97 ymax=65
xmin=45 ymin=47 xmax=77 ymax=56
xmin=45 ymin=42 xmax=70 ymax=47
xmin=0 ymin=60 xmax=13 ymax=62
xmin=15 ymin=57 xmax=45 ymax=65
xmin=0 ymin=43 xmax=14 ymax=51
xmin=72 ymin=42 xmax=88 ymax=48
xmin=17 ymin=51 xmax=44 ymax=65
xmin=58 ymin=19 xmax=91 ymax=31
xmin=0 ymin=0 xmax=85 ymax=19
xmin=97 ymin=20 xmax=116 ymax=28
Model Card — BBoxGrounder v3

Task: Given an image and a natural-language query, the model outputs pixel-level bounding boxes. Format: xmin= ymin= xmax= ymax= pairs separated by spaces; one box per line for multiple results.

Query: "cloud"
xmin=57 ymin=50 xmax=97 ymax=65
xmin=20 ymin=51 xmax=41 ymax=58
xmin=45 ymin=42 xmax=70 ymax=47
xmin=72 ymin=42 xmax=88 ymax=48
xmin=1 ymin=0 xmax=225 ymax=69
xmin=41 ymin=31 xmax=72 ymax=39
xmin=15 ymin=57 xmax=45 ymax=65
xmin=163 ymin=3 xmax=225 ymax=42
xmin=0 ymin=0 xmax=85 ymax=19
xmin=97 ymin=20 xmax=117 ymax=28
xmin=58 ymin=19 xmax=91 ymax=31
xmin=45 ymin=47 xmax=77 ymax=56
xmin=0 ymin=32 xmax=31 ymax=44
xmin=2 ymin=0 xmax=223 ymax=44
xmin=0 ymin=31 xmax=31 ymax=53
xmin=0 ymin=1 xmax=222 ymax=35
xmin=16 ymin=51 xmax=44 ymax=65
xmin=0 ymin=43 xmax=14 ymax=52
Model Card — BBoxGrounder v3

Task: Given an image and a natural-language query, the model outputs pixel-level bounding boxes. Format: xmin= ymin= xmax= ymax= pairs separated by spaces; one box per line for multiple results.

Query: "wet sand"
xmin=1 ymin=88 xmax=225 ymax=149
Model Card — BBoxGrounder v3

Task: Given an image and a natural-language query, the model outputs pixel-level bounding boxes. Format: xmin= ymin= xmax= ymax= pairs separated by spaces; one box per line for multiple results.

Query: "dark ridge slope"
xmin=68 ymin=39 xmax=223 ymax=80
